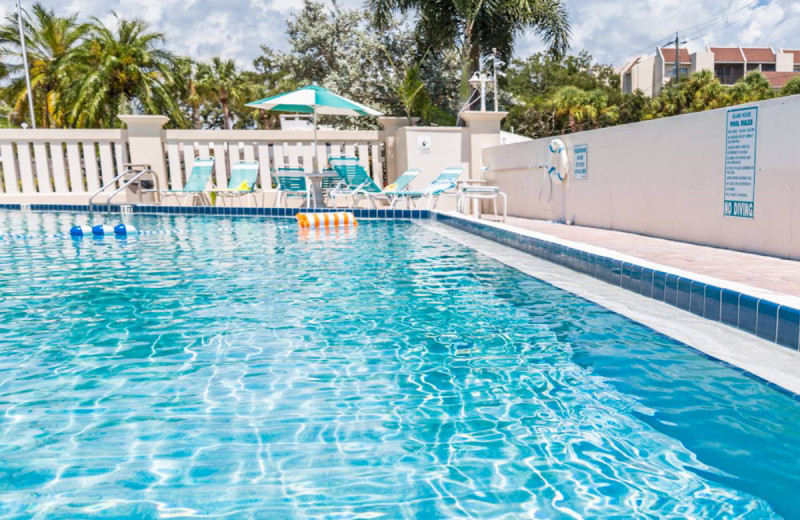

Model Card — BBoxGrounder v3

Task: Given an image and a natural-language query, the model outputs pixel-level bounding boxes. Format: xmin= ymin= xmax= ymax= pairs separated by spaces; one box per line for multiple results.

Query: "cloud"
xmin=19 ymin=0 xmax=800 ymax=68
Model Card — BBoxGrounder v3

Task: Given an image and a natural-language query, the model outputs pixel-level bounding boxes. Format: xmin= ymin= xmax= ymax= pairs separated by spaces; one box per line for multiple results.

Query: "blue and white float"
xmin=69 ymin=225 xmax=95 ymax=237
xmin=92 ymin=224 xmax=115 ymax=236
xmin=69 ymin=223 xmax=182 ymax=237
xmin=113 ymin=223 xmax=137 ymax=235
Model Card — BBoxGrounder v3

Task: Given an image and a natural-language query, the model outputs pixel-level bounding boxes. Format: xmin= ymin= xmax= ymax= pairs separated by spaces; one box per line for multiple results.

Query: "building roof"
xmin=709 ymin=47 xmax=745 ymax=63
xmin=782 ymin=50 xmax=800 ymax=64
xmin=619 ymin=57 xmax=640 ymax=75
xmin=762 ymin=71 xmax=800 ymax=89
xmin=659 ymin=47 xmax=692 ymax=64
xmin=742 ymin=47 xmax=775 ymax=63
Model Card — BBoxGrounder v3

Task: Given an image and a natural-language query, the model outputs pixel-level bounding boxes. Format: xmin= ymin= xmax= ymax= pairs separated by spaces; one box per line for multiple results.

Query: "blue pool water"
xmin=1 ymin=211 xmax=799 ymax=519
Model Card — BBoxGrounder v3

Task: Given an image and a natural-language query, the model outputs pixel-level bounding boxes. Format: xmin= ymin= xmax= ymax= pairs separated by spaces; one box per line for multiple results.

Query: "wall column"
xmin=118 ymin=115 xmax=169 ymax=189
xmin=379 ymin=116 xmax=417 ymax=184
xmin=460 ymin=111 xmax=507 ymax=179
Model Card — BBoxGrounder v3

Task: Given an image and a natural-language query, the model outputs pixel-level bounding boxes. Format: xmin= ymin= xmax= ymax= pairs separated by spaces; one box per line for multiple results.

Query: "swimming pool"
xmin=1 ymin=211 xmax=799 ymax=518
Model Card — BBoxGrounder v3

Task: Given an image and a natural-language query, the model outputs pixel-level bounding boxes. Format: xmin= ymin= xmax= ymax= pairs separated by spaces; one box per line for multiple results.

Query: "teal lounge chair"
xmin=328 ymin=156 xmax=377 ymax=208
xmin=393 ymin=166 xmax=464 ymax=209
xmin=209 ymin=161 xmax=264 ymax=207
xmin=160 ymin=157 xmax=215 ymax=206
xmin=275 ymin=167 xmax=312 ymax=208
xmin=360 ymin=168 xmax=421 ymax=209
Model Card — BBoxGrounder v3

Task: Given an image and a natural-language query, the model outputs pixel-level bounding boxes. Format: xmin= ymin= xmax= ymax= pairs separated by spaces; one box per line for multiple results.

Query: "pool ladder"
xmin=88 ymin=164 xmax=160 ymax=218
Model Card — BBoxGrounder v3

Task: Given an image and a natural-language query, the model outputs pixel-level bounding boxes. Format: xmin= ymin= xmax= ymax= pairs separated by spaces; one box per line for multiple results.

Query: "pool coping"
xmin=433 ymin=211 xmax=800 ymax=352
xmin=420 ymin=219 xmax=800 ymax=397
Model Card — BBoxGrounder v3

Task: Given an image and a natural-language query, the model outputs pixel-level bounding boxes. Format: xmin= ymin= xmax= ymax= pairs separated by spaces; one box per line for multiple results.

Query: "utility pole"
xmin=16 ymin=0 xmax=36 ymax=128
xmin=674 ymin=32 xmax=680 ymax=84
xmin=671 ymin=32 xmax=686 ymax=85
xmin=492 ymin=49 xmax=499 ymax=112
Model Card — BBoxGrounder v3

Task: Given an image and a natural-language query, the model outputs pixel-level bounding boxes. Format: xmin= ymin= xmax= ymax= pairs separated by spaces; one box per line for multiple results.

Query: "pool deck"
xmin=500 ymin=216 xmax=800 ymax=303
xmin=422 ymin=220 xmax=800 ymax=395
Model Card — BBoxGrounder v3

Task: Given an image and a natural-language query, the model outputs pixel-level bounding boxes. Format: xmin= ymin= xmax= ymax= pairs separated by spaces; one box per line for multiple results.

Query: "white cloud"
xmin=20 ymin=0 xmax=800 ymax=68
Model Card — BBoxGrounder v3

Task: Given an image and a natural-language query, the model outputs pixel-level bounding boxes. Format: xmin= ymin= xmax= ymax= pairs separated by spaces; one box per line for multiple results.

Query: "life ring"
xmin=548 ymin=139 xmax=569 ymax=184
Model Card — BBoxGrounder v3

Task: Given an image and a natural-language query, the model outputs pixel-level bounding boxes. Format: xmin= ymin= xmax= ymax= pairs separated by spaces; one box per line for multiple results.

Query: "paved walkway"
xmin=503 ymin=217 xmax=800 ymax=300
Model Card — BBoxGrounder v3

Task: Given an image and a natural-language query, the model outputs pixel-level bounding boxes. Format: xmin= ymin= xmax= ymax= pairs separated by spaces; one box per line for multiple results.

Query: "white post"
xmin=313 ymin=108 xmax=318 ymax=171
xmin=118 ymin=115 xmax=169 ymax=194
xmin=16 ymin=0 xmax=35 ymax=129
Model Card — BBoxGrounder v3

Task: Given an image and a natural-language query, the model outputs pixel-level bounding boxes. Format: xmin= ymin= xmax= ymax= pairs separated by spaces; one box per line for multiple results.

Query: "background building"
xmin=620 ymin=46 xmax=800 ymax=95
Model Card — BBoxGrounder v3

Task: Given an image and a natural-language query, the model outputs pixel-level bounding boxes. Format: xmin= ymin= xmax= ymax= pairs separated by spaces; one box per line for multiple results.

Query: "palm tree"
xmin=730 ymin=72 xmax=774 ymax=105
xmin=0 ymin=3 xmax=87 ymax=127
xmin=196 ymin=57 xmax=254 ymax=130
xmin=781 ymin=76 xmax=800 ymax=97
xmin=64 ymin=13 xmax=183 ymax=127
xmin=550 ymin=85 xmax=591 ymax=132
xmin=174 ymin=57 xmax=203 ymax=129
xmin=368 ymin=0 xmax=571 ymax=102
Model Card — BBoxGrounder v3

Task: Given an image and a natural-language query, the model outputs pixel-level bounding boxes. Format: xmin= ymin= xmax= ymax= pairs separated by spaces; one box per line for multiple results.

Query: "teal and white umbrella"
xmin=246 ymin=85 xmax=382 ymax=170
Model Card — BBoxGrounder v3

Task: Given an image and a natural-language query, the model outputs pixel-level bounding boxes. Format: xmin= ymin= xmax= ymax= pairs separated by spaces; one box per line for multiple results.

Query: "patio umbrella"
xmin=246 ymin=85 xmax=382 ymax=171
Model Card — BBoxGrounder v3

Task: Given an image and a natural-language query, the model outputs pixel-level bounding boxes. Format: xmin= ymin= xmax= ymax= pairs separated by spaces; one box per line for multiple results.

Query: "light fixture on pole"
xmin=468 ymin=71 xmax=489 ymax=112
xmin=16 ymin=0 xmax=36 ymax=129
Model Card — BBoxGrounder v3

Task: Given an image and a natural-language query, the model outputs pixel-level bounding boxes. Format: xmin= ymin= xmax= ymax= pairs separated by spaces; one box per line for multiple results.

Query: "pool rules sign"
xmin=724 ymin=106 xmax=758 ymax=218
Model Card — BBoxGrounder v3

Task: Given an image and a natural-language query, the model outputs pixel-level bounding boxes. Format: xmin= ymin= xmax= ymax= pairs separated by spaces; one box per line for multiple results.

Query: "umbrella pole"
xmin=313 ymin=108 xmax=318 ymax=172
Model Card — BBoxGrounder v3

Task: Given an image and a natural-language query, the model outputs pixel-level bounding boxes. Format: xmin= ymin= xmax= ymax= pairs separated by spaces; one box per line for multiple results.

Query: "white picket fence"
xmin=0 ymin=129 xmax=128 ymax=195
xmin=0 ymin=128 xmax=386 ymax=198
xmin=163 ymin=129 xmax=385 ymax=191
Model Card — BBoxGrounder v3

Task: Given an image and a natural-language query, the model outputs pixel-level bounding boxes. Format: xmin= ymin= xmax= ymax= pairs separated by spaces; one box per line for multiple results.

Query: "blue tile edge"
xmin=434 ymin=212 xmax=800 ymax=353
xmin=0 ymin=204 xmax=430 ymax=221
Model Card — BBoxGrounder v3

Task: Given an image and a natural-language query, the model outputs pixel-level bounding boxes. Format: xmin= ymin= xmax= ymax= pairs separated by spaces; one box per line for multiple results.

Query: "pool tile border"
xmin=0 ymin=203 xmax=430 ymax=221
xmin=434 ymin=212 xmax=800 ymax=352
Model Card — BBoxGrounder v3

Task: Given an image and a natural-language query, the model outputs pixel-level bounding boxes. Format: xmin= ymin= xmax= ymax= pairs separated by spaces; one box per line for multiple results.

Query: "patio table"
xmin=303 ymin=171 xmax=339 ymax=208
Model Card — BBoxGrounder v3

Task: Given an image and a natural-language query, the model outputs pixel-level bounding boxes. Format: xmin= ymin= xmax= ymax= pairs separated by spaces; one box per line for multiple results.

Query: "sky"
xmin=2 ymin=0 xmax=800 ymax=68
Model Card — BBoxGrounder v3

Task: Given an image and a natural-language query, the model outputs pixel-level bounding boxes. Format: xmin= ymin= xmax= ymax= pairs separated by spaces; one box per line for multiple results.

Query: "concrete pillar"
xmin=119 ymin=115 xmax=169 ymax=189
xmin=379 ymin=116 xmax=417 ymax=184
xmin=460 ymin=111 xmax=507 ymax=179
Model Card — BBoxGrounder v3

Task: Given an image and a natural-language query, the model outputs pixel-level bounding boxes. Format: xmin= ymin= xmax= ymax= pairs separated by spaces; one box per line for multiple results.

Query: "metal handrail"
xmin=88 ymin=164 xmax=159 ymax=218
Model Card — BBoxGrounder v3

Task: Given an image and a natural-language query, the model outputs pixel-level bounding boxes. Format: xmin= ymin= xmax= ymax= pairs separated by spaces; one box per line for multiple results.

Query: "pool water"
xmin=1 ymin=211 xmax=799 ymax=519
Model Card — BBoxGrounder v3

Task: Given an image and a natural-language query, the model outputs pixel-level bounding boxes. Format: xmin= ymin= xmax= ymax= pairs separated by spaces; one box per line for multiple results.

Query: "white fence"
xmin=0 ymin=127 xmax=386 ymax=200
xmin=163 ymin=129 xmax=385 ymax=191
xmin=0 ymin=129 xmax=128 ymax=195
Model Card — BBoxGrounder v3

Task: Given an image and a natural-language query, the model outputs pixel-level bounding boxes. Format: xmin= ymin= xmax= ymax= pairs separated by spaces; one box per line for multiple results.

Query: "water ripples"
xmin=0 ymin=211 xmax=795 ymax=519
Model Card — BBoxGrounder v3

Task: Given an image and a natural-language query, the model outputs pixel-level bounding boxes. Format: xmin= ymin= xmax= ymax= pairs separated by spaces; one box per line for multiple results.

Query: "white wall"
xmin=395 ymin=127 xmax=469 ymax=209
xmin=692 ymin=51 xmax=715 ymax=74
xmin=482 ymin=95 xmax=800 ymax=259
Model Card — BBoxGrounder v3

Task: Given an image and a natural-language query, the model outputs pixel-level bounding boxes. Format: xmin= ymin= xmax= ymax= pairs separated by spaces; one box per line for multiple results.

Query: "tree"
xmin=368 ymin=0 xmax=571 ymax=102
xmin=173 ymin=57 xmax=203 ymax=129
xmin=64 ymin=14 xmax=183 ymax=127
xmin=0 ymin=3 xmax=86 ymax=127
xmin=729 ymin=72 xmax=774 ymax=105
xmin=196 ymin=57 xmax=254 ymax=130
xmin=781 ymin=76 xmax=800 ymax=96
xmin=504 ymin=51 xmax=623 ymax=137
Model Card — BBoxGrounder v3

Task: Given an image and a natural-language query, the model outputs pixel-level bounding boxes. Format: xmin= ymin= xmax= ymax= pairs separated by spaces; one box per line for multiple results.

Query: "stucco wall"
xmin=482 ymin=95 xmax=800 ymax=259
xmin=395 ymin=126 xmax=469 ymax=210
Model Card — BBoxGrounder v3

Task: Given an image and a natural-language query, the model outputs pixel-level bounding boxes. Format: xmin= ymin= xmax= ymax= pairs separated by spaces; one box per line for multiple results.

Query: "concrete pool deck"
xmin=499 ymin=216 xmax=800 ymax=304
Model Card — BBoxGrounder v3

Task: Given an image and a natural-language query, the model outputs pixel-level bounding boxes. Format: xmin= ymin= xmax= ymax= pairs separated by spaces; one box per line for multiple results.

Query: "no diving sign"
xmin=723 ymin=106 xmax=758 ymax=218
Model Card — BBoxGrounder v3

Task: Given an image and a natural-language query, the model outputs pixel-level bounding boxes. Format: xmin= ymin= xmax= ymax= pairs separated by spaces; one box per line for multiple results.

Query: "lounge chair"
xmin=160 ymin=157 xmax=215 ymax=206
xmin=208 ymin=161 xmax=264 ymax=207
xmin=391 ymin=166 xmax=464 ymax=209
xmin=275 ymin=167 xmax=313 ymax=208
xmin=328 ymin=155 xmax=373 ymax=208
xmin=358 ymin=169 xmax=421 ymax=209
